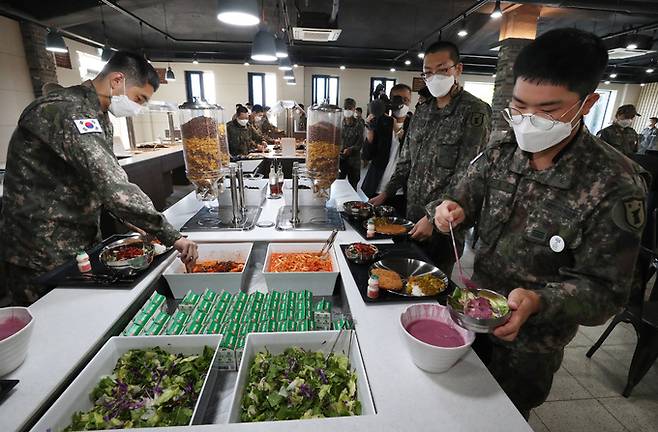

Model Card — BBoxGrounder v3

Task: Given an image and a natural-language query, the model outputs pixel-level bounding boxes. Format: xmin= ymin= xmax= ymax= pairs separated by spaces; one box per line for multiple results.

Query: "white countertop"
xmin=1 ymin=180 xmax=530 ymax=432
xmin=116 ymin=145 xmax=183 ymax=167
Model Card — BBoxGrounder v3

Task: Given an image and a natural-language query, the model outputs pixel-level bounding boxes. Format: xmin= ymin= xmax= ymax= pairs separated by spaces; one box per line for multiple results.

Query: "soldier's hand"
xmin=174 ymin=237 xmax=199 ymax=271
xmin=434 ymin=200 xmax=465 ymax=233
xmin=368 ymin=192 xmax=388 ymax=206
xmin=409 ymin=216 xmax=433 ymax=241
xmin=493 ymin=288 xmax=541 ymax=342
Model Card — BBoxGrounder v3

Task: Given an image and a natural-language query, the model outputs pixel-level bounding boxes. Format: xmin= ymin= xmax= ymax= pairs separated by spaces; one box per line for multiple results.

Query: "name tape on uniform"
xmin=74 ymin=118 xmax=103 ymax=134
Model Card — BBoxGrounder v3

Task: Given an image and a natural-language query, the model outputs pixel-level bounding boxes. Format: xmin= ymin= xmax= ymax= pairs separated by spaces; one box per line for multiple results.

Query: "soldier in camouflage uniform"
xmin=250 ymin=105 xmax=276 ymax=144
xmin=227 ymin=106 xmax=267 ymax=156
xmin=370 ymin=41 xmax=491 ymax=274
xmin=339 ymin=98 xmax=365 ymax=189
xmin=0 ymin=52 xmax=198 ymax=306
xmin=434 ymin=29 xmax=647 ymax=418
xmin=597 ymin=104 xmax=640 ymax=157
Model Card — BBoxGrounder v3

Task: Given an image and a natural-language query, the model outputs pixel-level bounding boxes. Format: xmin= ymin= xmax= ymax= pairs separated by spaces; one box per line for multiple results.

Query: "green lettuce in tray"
xmin=240 ymin=347 xmax=361 ymax=422
xmin=65 ymin=346 xmax=214 ymax=431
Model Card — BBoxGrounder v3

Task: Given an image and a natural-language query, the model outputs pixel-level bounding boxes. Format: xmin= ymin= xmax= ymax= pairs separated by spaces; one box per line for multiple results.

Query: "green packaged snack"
xmin=299 ymin=290 xmax=313 ymax=302
xmin=247 ymin=322 xmax=258 ymax=334
xmin=165 ymin=320 xmax=184 ymax=335
xmin=284 ymin=320 xmax=297 ymax=332
xmin=149 ymin=291 xmax=166 ymax=307
xmin=240 ymin=311 xmax=252 ymax=324
xmin=173 ymin=310 xmax=189 ymax=325
xmin=297 ymin=320 xmax=309 ymax=332
xmin=202 ymin=288 xmax=217 ymax=303
xmin=307 ymin=319 xmax=316 ymax=331
xmin=152 ymin=311 xmax=170 ymax=326
xmin=143 ymin=320 xmax=165 ymax=336
xmin=196 ymin=298 xmax=213 ymax=314
xmin=226 ymin=321 xmax=240 ymax=336
xmin=267 ymin=320 xmax=278 ymax=332
xmin=295 ymin=307 xmax=311 ymax=321
xmin=218 ymin=334 xmax=237 ymax=370
xmin=190 ymin=309 xmax=207 ymax=325
xmin=268 ymin=290 xmax=281 ymax=301
xmin=218 ymin=291 xmax=233 ymax=304
xmin=281 ymin=290 xmax=293 ymax=305
xmin=233 ymin=291 xmax=248 ymax=304
xmin=209 ymin=307 xmax=225 ymax=323
xmin=277 ymin=308 xmax=289 ymax=322
xmin=122 ymin=323 xmax=143 ymax=336
xmin=276 ymin=320 xmax=287 ymax=332
xmin=205 ymin=320 xmax=221 ymax=334
xmin=181 ymin=291 xmax=201 ymax=306
xmin=187 ymin=321 xmax=203 ymax=335
xmin=215 ymin=301 xmax=229 ymax=315
xmin=238 ymin=324 xmax=249 ymax=337
xmin=257 ymin=321 xmax=269 ymax=333
xmin=250 ymin=291 xmax=265 ymax=304
xmin=132 ymin=311 xmax=151 ymax=327
xmin=332 ymin=319 xmax=353 ymax=330
xmin=141 ymin=301 xmax=159 ymax=317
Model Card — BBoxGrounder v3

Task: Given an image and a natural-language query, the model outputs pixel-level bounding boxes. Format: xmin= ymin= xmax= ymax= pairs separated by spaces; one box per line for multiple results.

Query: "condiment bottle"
xmin=276 ymin=161 xmax=284 ymax=191
xmin=367 ymin=274 xmax=380 ymax=299
xmin=76 ymin=251 xmax=92 ymax=273
xmin=366 ymin=218 xmax=375 ymax=238
xmin=268 ymin=163 xmax=278 ymax=196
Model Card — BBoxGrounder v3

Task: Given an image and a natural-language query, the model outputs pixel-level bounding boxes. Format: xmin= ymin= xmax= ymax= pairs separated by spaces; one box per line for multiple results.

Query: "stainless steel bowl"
xmin=344 ymin=243 xmax=380 ymax=264
xmin=342 ymin=201 xmax=374 ymax=220
xmin=374 ymin=205 xmax=396 ymax=217
xmin=369 ymin=258 xmax=449 ymax=297
xmin=99 ymin=237 xmax=155 ymax=276
xmin=447 ymin=289 xmax=511 ymax=333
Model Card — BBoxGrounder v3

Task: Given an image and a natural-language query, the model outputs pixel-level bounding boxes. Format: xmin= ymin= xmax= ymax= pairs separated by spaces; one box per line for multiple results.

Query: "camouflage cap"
xmin=617 ymin=104 xmax=640 ymax=117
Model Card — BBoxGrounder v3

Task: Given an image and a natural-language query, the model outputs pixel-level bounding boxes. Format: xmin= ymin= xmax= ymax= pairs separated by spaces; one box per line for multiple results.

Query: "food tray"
xmin=262 ymin=243 xmax=340 ymax=295
xmin=339 ymin=212 xmax=409 ymax=241
xmin=31 ymin=335 xmax=223 ymax=432
xmin=162 ymin=242 xmax=254 ymax=298
xmin=226 ymin=330 xmax=376 ymax=423
xmin=34 ymin=234 xmax=176 ymax=289
xmin=340 ymin=243 xmax=456 ymax=304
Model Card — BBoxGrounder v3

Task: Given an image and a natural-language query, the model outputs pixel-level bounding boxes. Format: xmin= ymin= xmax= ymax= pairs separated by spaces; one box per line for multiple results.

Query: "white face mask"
xmin=617 ymin=119 xmax=633 ymax=128
xmin=509 ymin=99 xmax=586 ymax=153
xmin=425 ymin=74 xmax=455 ymax=98
xmin=343 ymin=109 xmax=354 ymax=118
xmin=393 ymin=105 xmax=409 ymax=118
xmin=237 ymin=118 xmax=249 ymax=127
xmin=108 ymin=79 xmax=143 ymax=117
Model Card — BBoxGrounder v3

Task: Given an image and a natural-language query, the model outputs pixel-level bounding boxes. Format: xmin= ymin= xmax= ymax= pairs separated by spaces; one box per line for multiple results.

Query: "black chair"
xmin=586 ymin=206 xmax=658 ymax=397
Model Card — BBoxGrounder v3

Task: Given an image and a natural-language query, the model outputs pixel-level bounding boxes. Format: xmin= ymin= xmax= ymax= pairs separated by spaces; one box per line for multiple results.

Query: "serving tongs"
xmin=448 ymin=221 xmax=477 ymax=291
xmin=319 ymin=230 xmax=339 ymax=257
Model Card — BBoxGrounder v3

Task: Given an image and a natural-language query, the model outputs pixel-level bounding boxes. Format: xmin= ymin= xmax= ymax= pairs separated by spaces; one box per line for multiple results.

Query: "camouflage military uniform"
xmin=384 ymin=88 xmax=491 ymax=273
xmin=597 ymin=123 xmax=639 ymax=157
xmin=339 ymin=117 xmax=365 ymax=189
xmin=250 ymin=118 xmax=275 ymax=145
xmin=227 ymin=119 xmax=263 ymax=156
xmin=443 ymin=125 xmax=647 ymax=417
xmin=0 ymin=81 xmax=181 ymax=306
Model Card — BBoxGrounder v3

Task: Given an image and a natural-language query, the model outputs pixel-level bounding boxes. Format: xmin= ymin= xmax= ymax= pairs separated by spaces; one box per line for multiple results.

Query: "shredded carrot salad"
xmin=268 ymin=253 xmax=333 ymax=272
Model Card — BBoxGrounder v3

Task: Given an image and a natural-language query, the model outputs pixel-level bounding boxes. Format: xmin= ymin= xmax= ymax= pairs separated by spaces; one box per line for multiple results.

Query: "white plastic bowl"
xmin=0 ymin=307 xmax=35 ymax=376
xmin=400 ymin=303 xmax=474 ymax=373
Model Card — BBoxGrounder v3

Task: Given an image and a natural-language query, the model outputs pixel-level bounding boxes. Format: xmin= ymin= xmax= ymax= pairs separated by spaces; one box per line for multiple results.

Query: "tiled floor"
xmin=453 ymin=243 xmax=658 ymax=432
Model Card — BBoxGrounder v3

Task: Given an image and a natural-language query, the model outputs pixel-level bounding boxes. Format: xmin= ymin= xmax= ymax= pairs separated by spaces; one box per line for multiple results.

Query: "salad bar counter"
xmin=0 ymin=180 xmax=531 ymax=432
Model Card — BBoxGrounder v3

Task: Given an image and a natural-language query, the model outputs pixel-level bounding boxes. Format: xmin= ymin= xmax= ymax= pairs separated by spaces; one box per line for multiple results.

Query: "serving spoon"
xmin=448 ymin=221 xmax=478 ymax=291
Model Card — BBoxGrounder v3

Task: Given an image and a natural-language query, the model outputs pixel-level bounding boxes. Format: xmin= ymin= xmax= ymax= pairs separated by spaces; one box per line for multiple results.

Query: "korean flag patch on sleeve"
xmin=74 ymin=118 xmax=103 ymax=134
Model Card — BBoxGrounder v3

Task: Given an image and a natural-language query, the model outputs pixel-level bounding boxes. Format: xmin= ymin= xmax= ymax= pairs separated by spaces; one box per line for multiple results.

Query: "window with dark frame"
xmin=248 ymin=72 xmax=266 ymax=106
xmin=370 ymin=77 xmax=397 ymax=101
xmin=185 ymin=71 xmax=205 ymax=102
xmin=311 ymin=74 xmax=340 ymax=106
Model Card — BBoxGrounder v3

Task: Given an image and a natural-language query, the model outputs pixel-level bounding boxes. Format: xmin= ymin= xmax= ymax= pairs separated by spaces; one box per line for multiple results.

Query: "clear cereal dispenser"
xmin=305 ymin=104 xmax=343 ymax=199
xmin=178 ymin=99 xmax=224 ymax=202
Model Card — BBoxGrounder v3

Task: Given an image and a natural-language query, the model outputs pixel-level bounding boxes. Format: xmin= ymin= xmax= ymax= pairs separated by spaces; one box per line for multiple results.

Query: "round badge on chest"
xmin=549 ymin=235 xmax=565 ymax=253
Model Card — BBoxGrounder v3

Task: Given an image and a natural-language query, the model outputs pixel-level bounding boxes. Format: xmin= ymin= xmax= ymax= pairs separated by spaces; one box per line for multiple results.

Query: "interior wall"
xmin=632 ymin=83 xmax=658 ymax=131
xmin=0 ymin=16 xmax=35 ymax=165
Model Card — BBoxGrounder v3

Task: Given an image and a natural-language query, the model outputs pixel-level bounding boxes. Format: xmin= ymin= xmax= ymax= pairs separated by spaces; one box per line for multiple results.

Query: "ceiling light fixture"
xmin=604 ymin=80 xmax=611 ymax=84
xmin=390 ymin=68 xmax=396 ymax=72
xmin=293 ymin=63 xmax=299 ymax=68
xmin=457 ymin=15 xmax=468 ymax=38
xmin=251 ymin=28 xmax=278 ymax=62
xmin=284 ymin=70 xmax=295 ymax=80
xmin=192 ymin=55 xmax=199 ymax=64
xmin=609 ymin=72 xmax=617 ymax=78
xmin=404 ymin=59 xmax=411 ymax=65
xmin=244 ymin=62 xmax=250 ymax=66
xmin=286 ymin=78 xmax=297 ymax=86
xmin=640 ymin=83 xmax=646 ymax=86
xmin=45 ymin=29 xmax=68 ymax=53
xmin=339 ymin=65 xmax=346 ymax=70
xmin=418 ymin=52 xmax=425 ymax=59
xmin=491 ymin=0 xmax=502 ymax=19
xmin=278 ymin=57 xmax=292 ymax=70
xmin=217 ymin=0 xmax=260 ymax=26
xmin=626 ymin=43 xmax=638 ymax=50
xmin=647 ymin=68 xmax=655 ymax=74
xmin=275 ymin=37 xmax=288 ymax=58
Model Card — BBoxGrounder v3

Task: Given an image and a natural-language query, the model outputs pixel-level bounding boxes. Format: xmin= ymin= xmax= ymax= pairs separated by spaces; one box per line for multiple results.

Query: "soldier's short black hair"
xmin=252 ymin=104 xmax=264 ymax=113
xmin=513 ymin=28 xmax=608 ymax=99
xmin=391 ymin=83 xmax=412 ymax=94
xmin=298 ymin=103 xmax=305 ymax=109
xmin=424 ymin=41 xmax=460 ymax=64
xmin=344 ymin=98 xmax=356 ymax=109
xmin=356 ymin=107 xmax=363 ymax=113
xmin=99 ymin=51 xmax=160 ymax=91
xmin=236 ymin=106 xmax=249 ymax=115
